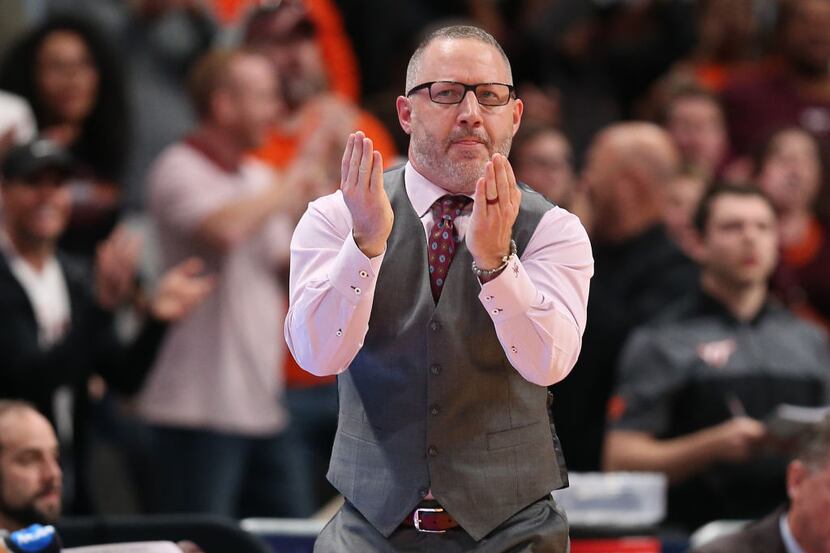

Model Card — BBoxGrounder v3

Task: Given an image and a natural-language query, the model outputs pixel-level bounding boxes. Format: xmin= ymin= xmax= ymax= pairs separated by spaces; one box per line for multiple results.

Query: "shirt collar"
xmin=780 ymin=512 xmax=806 ymax=553
xmin=404 ymin=162 xmax=474 ymax=218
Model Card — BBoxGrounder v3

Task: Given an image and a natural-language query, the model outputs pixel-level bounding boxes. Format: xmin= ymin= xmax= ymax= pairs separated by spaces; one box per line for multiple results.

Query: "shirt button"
xmin=428 ymin=446 xmax=438 ymax=457
xmin=430 ymin=364 xmax=442 ymax=375
xmin=485 ymin=295 xmax=493 ymax=301
xmin=430 ymin=404 xmax=440 ymax=416
xmin=491 ymin=308 xmax=502 ymax=315
xmin=353 ymin=287 xmax=362 ymax=295
xmin=336 ymin=329 xmax=343 ymax=337
xmin=359 ymin=270 xmax=369 ymax=278
xmin=429 ymin=321 xmax=441 ymax=331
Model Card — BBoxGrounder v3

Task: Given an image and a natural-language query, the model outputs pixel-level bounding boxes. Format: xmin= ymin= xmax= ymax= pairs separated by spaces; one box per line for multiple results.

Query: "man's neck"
xmin=3 ymin=230 xmax=54 ymax=273
xmin=700 ymin=273 xmax=767 ymax=322
xmin=189 ymin=123 xmax=246 ymax=171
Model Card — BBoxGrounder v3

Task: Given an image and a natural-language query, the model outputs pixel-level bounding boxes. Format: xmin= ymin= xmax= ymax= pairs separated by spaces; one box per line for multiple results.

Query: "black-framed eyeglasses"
xmin=406 ymin=81 xmax=516 ymax=107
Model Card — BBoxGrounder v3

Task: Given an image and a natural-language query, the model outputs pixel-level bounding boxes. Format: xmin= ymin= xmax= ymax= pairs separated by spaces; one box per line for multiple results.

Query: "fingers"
xmin=370 ymin=151 xmax=383 ymax=191
xmin=346 ymin=131 xmax=365 ymax=190
xmin=485 ymin=159 xmax=497 ymax=202
xmin=341 ymin=133 xmax=355 ymax=186
xmin=503 ymin=156 xmax=521 ymax=208
xmin=472 ymin=176 xmax=486 ymax=219
xmin=494 ymin=154 xmax=510 ymax=209
xmin=152 ymin=258 xmax=216 ymax=321
xmin=358 ymin=135 xmax=374 ymax=189
xmin=342 ymin=131 xmax=377 ymax=193
xmin=173 ymin=256 xmax=206 ymax=277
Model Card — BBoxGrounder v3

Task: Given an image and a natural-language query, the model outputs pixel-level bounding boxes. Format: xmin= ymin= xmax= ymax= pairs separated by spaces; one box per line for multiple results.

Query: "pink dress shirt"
xmin=285 ymin=162 xmax=593 ymax=387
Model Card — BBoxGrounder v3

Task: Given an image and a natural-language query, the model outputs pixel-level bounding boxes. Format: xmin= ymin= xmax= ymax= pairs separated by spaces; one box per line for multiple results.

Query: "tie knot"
xmin=432 ymin=195 xmax=471 ymax=223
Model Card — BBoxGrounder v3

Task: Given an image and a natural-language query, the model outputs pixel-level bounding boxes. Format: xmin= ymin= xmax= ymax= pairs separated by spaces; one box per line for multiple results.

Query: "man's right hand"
xmin=708 ymin=416 xmax=767 ymax=463
xmin=341 ymin=131 xmax=392 ymax=258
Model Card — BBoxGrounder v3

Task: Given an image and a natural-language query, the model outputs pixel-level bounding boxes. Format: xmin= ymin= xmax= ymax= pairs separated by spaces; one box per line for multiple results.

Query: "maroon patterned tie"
xmin=428 ymin=195 xmax=471 ymax=301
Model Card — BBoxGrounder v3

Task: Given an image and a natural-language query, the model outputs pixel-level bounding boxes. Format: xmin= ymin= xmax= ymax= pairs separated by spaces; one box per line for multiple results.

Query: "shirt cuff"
xmin=478 ymin=256 xmax=537 ymax=322
xmin=327 ymin=232 xmax=385 ymax=305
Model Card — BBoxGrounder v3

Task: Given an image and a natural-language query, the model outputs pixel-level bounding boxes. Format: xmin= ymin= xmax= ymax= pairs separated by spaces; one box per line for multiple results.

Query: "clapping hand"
xmin=95 ymin=225 xmax=142 ymax=310
xmin=466 ymin=153 xmax=521 ymax=274
xmin=341 ymin=131 xmax=393 ymax=258
xmin=149 ymin=257 xmax=215 ymax=322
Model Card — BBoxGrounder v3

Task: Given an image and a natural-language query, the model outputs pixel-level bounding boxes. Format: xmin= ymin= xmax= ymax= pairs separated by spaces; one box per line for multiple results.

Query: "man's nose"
xmin=43 ymin=457 xmax=62 ymax=483
xmin=456 ymin=90 xmax=483 ymax=125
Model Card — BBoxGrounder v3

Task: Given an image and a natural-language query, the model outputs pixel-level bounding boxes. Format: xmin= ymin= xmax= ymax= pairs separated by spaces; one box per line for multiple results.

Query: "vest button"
xmin=429 ymin=320 xmax=441 ymax=331
xmin=428 ymin=446 xmax=438 ymax=457
xmin=430 ymin=364 xmax=441 ymax=375
xmin=419 ymin=487 xmax=428 ymax=498
xmin=430 ymin=404 xmax=440 ymax=416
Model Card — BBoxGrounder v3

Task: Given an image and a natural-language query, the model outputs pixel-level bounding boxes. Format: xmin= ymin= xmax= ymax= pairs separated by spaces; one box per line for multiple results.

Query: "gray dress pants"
xmin=314 ymin=496 xmax=570 ymax=553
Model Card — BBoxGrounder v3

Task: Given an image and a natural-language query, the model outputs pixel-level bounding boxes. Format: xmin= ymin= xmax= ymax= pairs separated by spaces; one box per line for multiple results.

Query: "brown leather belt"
xmin=401 ymin=504 xmax=459 ymax=533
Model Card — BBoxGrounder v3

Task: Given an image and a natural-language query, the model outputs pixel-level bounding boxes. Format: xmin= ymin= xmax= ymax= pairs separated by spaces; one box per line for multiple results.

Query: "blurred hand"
xmin=281 ymin=161 xmax=326 ymax=221
xmin=149 ymin=257 xmax=214 ymax=322
xmin=341 ymin=131 xmax=392 ymax=258
xmin=95 ymin=226 xmax=142 ymax=310
xmin=296 ymin=94 xmax=361 ymax=195
xmin=0 ymin=128 xmax=15 ymax=157
xmin=177 ymin=541 xmax=206 ymax=553
xmin=709 ymin=416 xmax=767 ymax=463
xmin=467 ymin=154 xmax=521 ymax=274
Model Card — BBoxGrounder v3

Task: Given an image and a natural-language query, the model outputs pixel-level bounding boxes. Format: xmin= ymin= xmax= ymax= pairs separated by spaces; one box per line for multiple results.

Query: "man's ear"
xmin=512 ymin=98 xmax=524 ymax=137
xmin=787 ymin=460 xmax=808 ymax=502
xmin=396 ymin=96 xmax=413 ymax=135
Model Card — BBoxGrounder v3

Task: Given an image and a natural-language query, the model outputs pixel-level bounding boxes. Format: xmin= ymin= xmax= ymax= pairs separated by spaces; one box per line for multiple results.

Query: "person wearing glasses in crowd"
xmin=285 ymin=25 xmax=592 ymax=552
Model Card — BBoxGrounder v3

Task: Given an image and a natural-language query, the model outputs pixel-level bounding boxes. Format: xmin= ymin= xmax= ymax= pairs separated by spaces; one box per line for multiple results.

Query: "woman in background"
xmin=0 ymin=15 xmax=129 ymax=258
xmin=755 ymin=126 xmax=830 ymax=329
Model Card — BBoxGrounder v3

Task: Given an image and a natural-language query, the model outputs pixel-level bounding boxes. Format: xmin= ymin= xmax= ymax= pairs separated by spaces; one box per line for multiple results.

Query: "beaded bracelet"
xmin=471 ymin=239 xmax=517 ymax=278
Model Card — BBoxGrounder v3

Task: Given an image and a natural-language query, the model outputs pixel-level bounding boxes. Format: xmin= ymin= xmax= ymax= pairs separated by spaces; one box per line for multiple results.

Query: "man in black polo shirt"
xmin=603 ymin=184 xmax=830 ymax=531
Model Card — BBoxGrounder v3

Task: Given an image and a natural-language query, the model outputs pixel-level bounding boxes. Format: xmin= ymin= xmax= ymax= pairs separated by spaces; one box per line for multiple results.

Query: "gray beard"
xmin=409 ymin=128 xmax=512 ymax=194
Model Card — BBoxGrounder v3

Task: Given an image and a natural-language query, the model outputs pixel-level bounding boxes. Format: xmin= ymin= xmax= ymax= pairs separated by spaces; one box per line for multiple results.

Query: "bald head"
xmin=598 ymin=123 xmax=680 ymax=185
xmin=584 ymin=123 xmax=679 ymax=243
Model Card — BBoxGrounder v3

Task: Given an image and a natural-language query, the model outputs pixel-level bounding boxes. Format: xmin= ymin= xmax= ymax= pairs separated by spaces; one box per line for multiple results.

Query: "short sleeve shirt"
xmin=137 ymin=141 xmax=293 ymax=435
xmin=609 ymin=290 xmax=830 ymax=528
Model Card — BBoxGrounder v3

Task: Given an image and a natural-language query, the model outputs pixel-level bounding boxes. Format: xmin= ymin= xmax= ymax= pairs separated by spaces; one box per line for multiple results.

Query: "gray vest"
xmin=327 ymin=166 xmax=568 ymax=541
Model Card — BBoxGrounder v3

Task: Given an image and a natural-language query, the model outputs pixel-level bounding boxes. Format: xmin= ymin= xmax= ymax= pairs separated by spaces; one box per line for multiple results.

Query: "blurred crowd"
xmin=2 ymin=0 xmax=830 ymax=541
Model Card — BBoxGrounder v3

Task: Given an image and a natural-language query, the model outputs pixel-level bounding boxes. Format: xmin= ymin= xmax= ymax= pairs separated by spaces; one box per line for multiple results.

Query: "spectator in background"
xmin=0 ymin=400 xmax=61 ymax=532
xmin=0 ymin=138 xmax=213 ymax=514
xmin=661 ymin=86 xmax=729 ymax=184
xmin=550 ymin=123 xmax=698 ymax=471
xmin=245 ymin=0 xmax=397 ymax=186
xmin=604 ymin=185 xmax=830 ymax=531
xmin=691 ymin=415 xmax=830 ymax=553
xmin=243 ymin=0 xmax=399 ymax=513
xmin=510 ymin=122 xmax=576 ymax=209
xmin=526 ymin=0 xmax=697 ymax=163
xmin=135 ymin=48 xmax=313 ymax=518
xmin=723 ymin=0 xmax=830 ymax=158
xmin=0 ymin=399 xmax=207 ymax=553
xmin=0 ymin=15 xmax=129 ymax=258
xmin=657 ymin=0 xmax=774 ymax=95
xmin=663 ymin=168 xmax=707 ymax=260
xmin=756 ymin=126 xmax=830 ymax=330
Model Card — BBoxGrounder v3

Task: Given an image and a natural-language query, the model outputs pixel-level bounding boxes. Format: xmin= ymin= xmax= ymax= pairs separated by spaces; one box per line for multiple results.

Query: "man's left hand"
xmin=149 ymin=257 xmax=215 ymax=322
xmin=95 ymin=225 xmax=142 ymax=309
xmin=466 ymin=153 xmax=521 ymax=276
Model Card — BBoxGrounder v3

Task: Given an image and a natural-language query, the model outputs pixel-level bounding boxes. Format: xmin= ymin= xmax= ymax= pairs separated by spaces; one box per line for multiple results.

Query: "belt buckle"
xmin=413 ymin=507 xmax=446 ymax=534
